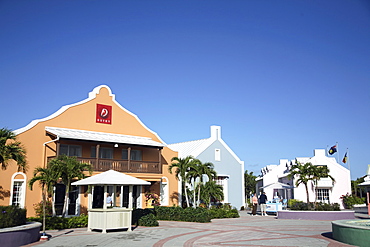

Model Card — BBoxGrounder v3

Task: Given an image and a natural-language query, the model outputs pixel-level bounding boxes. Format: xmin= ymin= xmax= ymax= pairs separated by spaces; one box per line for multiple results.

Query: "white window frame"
xmin=215 ymin=149 xmax=221 ymax=161
xmin=10 ymin=172 xmax=27 ymax=208
xmin=160 ymin=177 xmax=169 ymax=206
xmin=214 ymin=175 xmax=229 ymax=203
xmin=316 ymin=188 xmax=330 ymax=203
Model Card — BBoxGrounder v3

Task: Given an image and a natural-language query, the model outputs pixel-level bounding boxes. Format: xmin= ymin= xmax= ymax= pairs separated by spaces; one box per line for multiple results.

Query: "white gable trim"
xmin=14 ymin=85 xmax=167 ymax=145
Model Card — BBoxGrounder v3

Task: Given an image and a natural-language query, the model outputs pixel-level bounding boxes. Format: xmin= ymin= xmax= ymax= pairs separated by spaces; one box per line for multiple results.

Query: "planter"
xmin=277 ymin=210 xmax=355 ymax=220
xmin=0 ymin=222 xmax=42 ymax=247
xmin=332 ymin=219 xmax=370 ymax=247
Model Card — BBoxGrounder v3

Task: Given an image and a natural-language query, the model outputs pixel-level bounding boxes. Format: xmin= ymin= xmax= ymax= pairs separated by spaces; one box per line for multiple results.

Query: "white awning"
xmin=260 ymin=182 xmax=295 ymax=190
xmin=71 ymin=170 xmax=151 ymax=186
xmin=45 ymin=126 xmax=165 ymax=147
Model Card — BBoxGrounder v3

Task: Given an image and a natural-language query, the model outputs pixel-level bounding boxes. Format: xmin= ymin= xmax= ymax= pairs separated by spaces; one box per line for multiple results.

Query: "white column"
xmin=129 ymin=185 xmax=133 ymax=209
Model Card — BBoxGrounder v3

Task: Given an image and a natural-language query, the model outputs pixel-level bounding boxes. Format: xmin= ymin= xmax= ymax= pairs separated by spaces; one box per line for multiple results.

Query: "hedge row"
xmin=27 ymin=214 xmax=88 ymax=230
xmin=155 ymin=206 xmax=212 ymax=223
xmin=0 ymin=206 xmax=27 ymax=228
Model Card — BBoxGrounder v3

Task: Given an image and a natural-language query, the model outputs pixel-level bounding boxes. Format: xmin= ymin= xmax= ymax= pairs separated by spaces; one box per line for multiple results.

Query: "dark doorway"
xmin=92 ymin=186 xmax=104 ymax=208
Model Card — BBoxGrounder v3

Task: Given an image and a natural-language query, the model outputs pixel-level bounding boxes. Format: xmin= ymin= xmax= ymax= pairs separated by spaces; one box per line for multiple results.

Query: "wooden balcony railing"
xmin=47 ymin=157 xmax=161 ymax=174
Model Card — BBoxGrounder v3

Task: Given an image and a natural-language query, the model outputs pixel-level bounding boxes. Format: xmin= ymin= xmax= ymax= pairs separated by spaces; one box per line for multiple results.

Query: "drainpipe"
xmin=43 ymin=136 xmax=60 ymax=167
xmin=40 ymin=135 xmax=59 ymax=240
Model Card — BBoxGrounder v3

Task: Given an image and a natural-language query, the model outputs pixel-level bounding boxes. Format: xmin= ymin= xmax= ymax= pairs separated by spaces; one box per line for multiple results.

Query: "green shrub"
xmin=154 ymin=206 xmax=212 ymax=223
xmin=0 ymin=206 xmax=27 ymax=228
xmin=33 ymin=200 xmax=52 ymax=217
xmin=182 ymin=207 xmax=212 ymax=223
xmin=138 ymin=213 xmax=159 ymax=227
xmin=290 ymin=202 xmax=311 ymax=210
xmin=66 ymin=214 xmax=88 ymax=228
xmin=315 ymin=202 xmax=340 ymax=211
xmin=27 ymin=214 xmax=88 ymax=230
xmin=209 ymin=207 xmax=240 ymax=219
xmin=155 ymin=206 xmax=184 ymax=221
xmin=132 ymin=208 xmax=155 ymax=225
xmin=341 ymin=193 xmax=365 ymax=209
xmin=290 ymin=202 xmax=340 ymax=211
xmin=288 ymin=199 xmax=303 ymax=208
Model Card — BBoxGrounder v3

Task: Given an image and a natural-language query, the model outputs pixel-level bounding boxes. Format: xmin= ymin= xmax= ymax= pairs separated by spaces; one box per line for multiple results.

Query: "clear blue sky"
xmin=1 ymin=1 xmax=369 ymax=180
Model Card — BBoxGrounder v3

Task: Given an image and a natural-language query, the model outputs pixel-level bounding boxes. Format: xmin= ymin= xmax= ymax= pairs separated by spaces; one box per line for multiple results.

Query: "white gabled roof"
xmin=71 ymin=170 xmax=151 ymax=186
xmin=168 ymin=138 xmax=213 ymax=158
xmin=45 ymin=126 xmax=165 ymax=147
xmin=168 ymin=126 xmax=243 ymax=165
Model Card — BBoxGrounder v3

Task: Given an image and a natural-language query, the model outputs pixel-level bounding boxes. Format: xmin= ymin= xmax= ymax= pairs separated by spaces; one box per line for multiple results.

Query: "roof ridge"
xmin=168 ymin=137 xmax=209 ymax=146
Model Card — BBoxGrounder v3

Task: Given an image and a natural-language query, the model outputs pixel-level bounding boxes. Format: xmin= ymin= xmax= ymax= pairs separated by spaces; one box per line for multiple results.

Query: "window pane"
xmin=122 ymin=149 xmax=128 ymax=160
xmin=100 ymin=148 xmax=113 ymax=159
xmin=91 ymin=147 xmax=96 ymax=158
xmin=131 ymin=150 xmax=142 ymax=161
xmin=60 ymin=145 xmax=69 ymax=155
xmin=69 ymin=145 xmax=82 ymax=157
xmin=12 ymin=181 xmax=23 ymax=206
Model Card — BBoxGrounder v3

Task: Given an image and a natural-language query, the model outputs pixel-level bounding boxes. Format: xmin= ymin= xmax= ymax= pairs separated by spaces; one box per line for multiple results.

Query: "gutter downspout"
xmin=41 ymin=135 xmax=59 ymax=240
xmin=43 ymin=136 xmax=60 ymax=167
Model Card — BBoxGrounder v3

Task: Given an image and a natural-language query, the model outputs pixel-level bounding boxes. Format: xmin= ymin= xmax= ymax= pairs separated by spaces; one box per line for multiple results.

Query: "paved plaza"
xmin=24 ymin=211 xmax=366 ymax=247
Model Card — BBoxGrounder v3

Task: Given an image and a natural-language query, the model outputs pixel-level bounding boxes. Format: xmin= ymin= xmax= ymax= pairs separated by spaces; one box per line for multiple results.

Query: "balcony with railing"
xmin=47 ymin=156 xmax=161 ymax=174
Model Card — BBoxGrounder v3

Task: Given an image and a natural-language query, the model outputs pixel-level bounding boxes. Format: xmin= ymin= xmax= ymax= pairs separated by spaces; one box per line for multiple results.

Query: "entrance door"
xmin=55 ymin=184 xmax=65 ymax=215
xmin=68 ymin=185 xmax=78 ymax=215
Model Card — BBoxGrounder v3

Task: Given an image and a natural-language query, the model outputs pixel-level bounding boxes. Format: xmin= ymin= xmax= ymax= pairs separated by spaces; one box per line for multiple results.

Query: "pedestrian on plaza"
xmin=259 ymin=192 xmax=268 ymax=216
xmin=252 ymin=193 xmax=258 ymax=216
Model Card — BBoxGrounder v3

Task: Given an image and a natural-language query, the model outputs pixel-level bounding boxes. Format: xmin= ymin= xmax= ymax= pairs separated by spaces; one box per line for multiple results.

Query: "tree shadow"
xmin=0 ymin=186 xmax=10 ymax=200
xmin=170 ymin=192 xmax=179 ymax=206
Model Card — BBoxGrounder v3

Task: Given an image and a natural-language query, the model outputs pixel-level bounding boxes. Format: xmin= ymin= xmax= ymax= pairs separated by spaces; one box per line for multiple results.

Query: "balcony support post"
xmin=96 ymin=145 xmax=100 ymax=170
xmin=128 ymin=147 xmax=131 ymax=172
xmin=158 ymin=148 xmax=162 ymax=174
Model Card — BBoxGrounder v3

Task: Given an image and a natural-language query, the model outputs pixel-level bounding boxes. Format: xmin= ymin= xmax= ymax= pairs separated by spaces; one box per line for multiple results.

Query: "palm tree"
xmin=28 ymin=165 xmax=61 ymax=236
xmin=0 ymin=128 xmax=27 ymax=172
xmin=244 ymin=170 xmax=257 ymax=198
xmin=312 ymin=165 xmax=335 ymax=204
xmin=201 ymin=180 xmax=224 ymax=207
xmin=194 ymin=161 xmax=217 ymax=207
xmin=49 ymin=155 xmax=92 ymax=217
xmin=28 ymin=165 xmax=60 ymax=216
xmin=288 ymin=160 xmax=315 ymax=206
xmin=169 ymin=156 xmax=198 ymax=208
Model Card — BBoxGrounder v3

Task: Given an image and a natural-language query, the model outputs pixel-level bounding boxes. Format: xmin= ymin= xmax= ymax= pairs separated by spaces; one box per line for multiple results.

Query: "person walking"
xmin=259 ymin=192 xmax=268 ymax=216
xmin=252 ymin=193 xmax=258 ymax=216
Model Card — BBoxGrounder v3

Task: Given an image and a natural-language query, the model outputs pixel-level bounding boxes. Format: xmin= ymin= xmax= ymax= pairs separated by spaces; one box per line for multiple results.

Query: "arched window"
xmin=160 ymin=177 xmax=169 ymax=206
xmin=10 ymin=172 xmax=27 ymax=208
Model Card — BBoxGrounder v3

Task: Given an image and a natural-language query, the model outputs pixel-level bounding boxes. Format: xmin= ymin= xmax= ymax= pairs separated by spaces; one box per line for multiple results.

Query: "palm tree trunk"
xmin=62 ymin=183 xmax=70 ymax=217
xmin=51 ymin=199 xmax=56 ymax=216
xmin=183 ymin=182 xmax=190 ymax=207
xmin=42 ymin=186 xmax=46 ymax=234
xmin=304 ymin=183 xmax=310 ymax=209
xmin=197 ymin=182 xmax=202 ymax=207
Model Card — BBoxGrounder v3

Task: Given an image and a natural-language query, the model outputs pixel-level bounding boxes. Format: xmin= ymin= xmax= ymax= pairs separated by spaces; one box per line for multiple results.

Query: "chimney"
xmin=210 ymin=126 xmax=221 ymax=140
xmin=314 ymin=149 xmax=326 ymax=157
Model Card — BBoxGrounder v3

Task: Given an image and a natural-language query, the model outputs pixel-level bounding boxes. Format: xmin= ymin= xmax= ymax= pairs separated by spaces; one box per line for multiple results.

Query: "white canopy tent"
xmin=71 ymin=170 xmax=151 ymax=233
xmin=72 ymin=169 xmax=151 ymax=186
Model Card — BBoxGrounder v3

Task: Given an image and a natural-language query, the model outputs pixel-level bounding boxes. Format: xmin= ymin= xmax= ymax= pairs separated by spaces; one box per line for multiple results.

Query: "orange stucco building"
xmin=1 ymin=85 xmax=179 ymax=217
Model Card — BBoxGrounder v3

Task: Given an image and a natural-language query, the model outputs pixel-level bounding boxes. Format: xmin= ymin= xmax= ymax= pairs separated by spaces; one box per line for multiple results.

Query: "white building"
xmin=256 ymin=149 xmax=351 ymax=209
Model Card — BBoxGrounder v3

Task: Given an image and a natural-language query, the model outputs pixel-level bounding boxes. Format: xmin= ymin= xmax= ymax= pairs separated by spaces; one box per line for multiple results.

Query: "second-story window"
xmin=122 ymin=149 xmax=142 ymax=161
xmin=215 ymin=149 xmax=221 ymax=161
xmin=91 ymin=147 xmax=113 ymax=159
xmin=60 ymin=144 xmax=82 ymax=157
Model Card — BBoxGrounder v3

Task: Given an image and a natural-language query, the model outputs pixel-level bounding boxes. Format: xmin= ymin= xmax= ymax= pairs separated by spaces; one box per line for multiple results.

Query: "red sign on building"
xmin=96 ymin=104 xmax=112 ymax=124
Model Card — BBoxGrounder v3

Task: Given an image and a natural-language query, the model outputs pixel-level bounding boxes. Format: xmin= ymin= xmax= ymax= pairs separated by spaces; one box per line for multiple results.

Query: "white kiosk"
xmin=71 ymin=170 xmax=150 ymax=233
